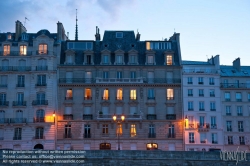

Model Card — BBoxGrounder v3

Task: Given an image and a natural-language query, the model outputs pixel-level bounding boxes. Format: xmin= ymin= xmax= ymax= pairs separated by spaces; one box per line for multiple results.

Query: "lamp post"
xmin=113 ymin=114 xmax=125 ymax=150
xmin=53 ymin=111 xmax=55 ymax=123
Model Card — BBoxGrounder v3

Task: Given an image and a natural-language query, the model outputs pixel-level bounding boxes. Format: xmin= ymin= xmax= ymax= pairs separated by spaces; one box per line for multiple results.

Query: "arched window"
xmin=34 ymin=144 xmax=44 ymax=150
xmin=20 ymin=45 xmax=27 ymax=55
xmin=3 ymin=45 xmax=10 ymax=56
xmin=36 ymin=109 xmax=45 ymax=122
xmin=38 ymin=44 xmax=47 ymax=54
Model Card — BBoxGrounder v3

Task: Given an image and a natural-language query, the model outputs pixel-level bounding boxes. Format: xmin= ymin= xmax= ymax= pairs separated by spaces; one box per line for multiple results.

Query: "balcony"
xmin=0 ymin=101 xmax=9 ymax=107
xmin=183 ymin=69 xmax=217 ymax=74
xmin=210 ymin=109 xmax=216 ymax=111
xmin=0 ymin=66 xmax=13 ymax=71
xmin=36 ymin=66 xmax=48 ymax=71
xmin=64 ymin=133 xmax=72 ymax=138
xmin=0 ymin=84 xmax=7 ymax=88
xmin=147 ymin=114 xmax=157 ymax=120
xmin=166 ymin=114 xmax=176 ymax=120
xmin=237 ymin=113 xmax=243 ymax=116
xmin=12 ymin=66 xmax=31 ymax=71
xmin=36 ymin=50 xmax=56 ymax=55
xmin=200 ymin=140 xmax=206 ymax=143
xmin=228 ymin=142 xmax=233 ymax=145
xmin=33 ymin=136 xmax=45 ymax=139
xmin=16 ymin=83 xmax=25 ymax=87
xmin=227 ymin=128 xmax=232 ymax=132
xmin=199 ymin=109 xmax=205 ymax=111
xmin=236 ymin=99 xmax=242 ymax=102
xmin=148 ymin=133 xmax=156 ymax=138
xmin=188 ymin=94 xmax=193 ymax=97
xmin=13 ymin=136 xmax=22 ymax=140
xmin=210 ymin=94 xmax=215 ymax=97
xmin=83 ymin=134 xmax=91 ymax=138
xmin=84 ymin=96 xmax=92 ymax=100
xmin=9 ymin=118 xmax=27 ymax=123
xmin=83 ymin=114 xmax=93 ymax=120
xmin=63 ymin=114 xmax=73 ymax=120
xmin=226 ymin=113 xmax=231 ymax=116
xmin=220 ymin=83 xmax=250 ymax=89
xmin=0 ymin=51 xmax=32 ymax=56
xmin=209 ymin=82 xmax=215 ymax=85
xmin=143 ymin=78 xmax=181 ymax=84
xmin=97 ymin=114 xmax=142 ymax=120
xmin=225 ymin=99 xmax=231 ymax=102
xmin=199 ymin=94 xmax=204 ymax=97
xmin=147 ymin=97 xmax=155 ymax=100
xmin=166 ymin=97 xmax=174 ymax=100
xmin=187 ymin=82 xmax=193 ymax=84
xmin=198 ymin=82 xmax=204 ymax=85
xmin=189 ymin=140 xmax=195 ymax=143
xmin=238 ymin=129 xmax=244 ymax=132
xmin=59 ymin=78 xmax=95 ymax=84
xmin=32 ymin=100 xmax=48 ymax=105
xmin=212 ymin=141 xmax=218 ymax=144
xmin=0 ymin=118 xmax=10 ymax=123
xmin=12 ymin=101 xmax=26 ymax=106
xmin=197 ymin=123 xmax=210 ymax=132
xmin=36 ymin=83 xmax=47 ymax=87
xmin=96 ymin=77 xmax=143 ymax=83
xmin=188 ymin=124 xmax=195 ymax=129
xmin=188 ymin=108 xmax=194 ymax=111
xmin=33 ymin=117 xmax=45 ymax=123
xmin=210 ymin=124 xmax=217 ymax=129
xmin=65 ymin=97 xmax=73 ymax=100
xmin=167 ymin=133 xmax=175 ymax=138
xmin=240 ymin=142 xmax=245 ymax=145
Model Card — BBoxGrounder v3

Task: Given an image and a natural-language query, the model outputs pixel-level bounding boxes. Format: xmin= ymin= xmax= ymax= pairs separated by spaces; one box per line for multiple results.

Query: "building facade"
xmin=182 ymin=55 xmax=224 ymax=151
xmin=0 ymin=20 xmax=66 ymax=150
xmin=220 ymin=58 xmax=250 ymax=151
xmin=56 ymin=29 xmax=184 ymax=150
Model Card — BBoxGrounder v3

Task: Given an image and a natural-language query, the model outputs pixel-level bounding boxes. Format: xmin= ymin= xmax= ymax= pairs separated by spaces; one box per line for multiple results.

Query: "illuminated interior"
xmin=130 ymin=89 xmax=136 ymax=99
xmin=39 ymin=44 xmax=47 ymax=54
xmin=166 ymin=55 xmax=172 ymax=65
xmin=103 ymin=89 xmax=109 ymax=100
xmin=116 ymin=124 xmax=122 ymax=135
xmin=130 ymin=124 xmax=136 ymax=137
xmin=3 ymin=45 xmax=10 ymax=55
xmin=20 ymin=45 xmax=27 ymax=55
xmin=146 ymin=42 xmax=150 ymax=50
xmin=117 ymin=88 xmax=123 ymax=100
xmin=66 ymin=89 xmax=72 ymax=98
xmin=85 ymin=88 xmax=91 ymax=99
xmin=167 ymin=89 xmax=174 ymax=98
xmin=146 ymin=143 xmax=158 ymax=150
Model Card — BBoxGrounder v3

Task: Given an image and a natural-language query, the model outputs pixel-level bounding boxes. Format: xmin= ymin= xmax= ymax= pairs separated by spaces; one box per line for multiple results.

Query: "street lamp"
xmin=113 ymin=114 xmax=125 ymax=150
xmin=185 ymin=115 xmax=188 ymax=128
xmin=53 ymin=111 xmax=56 ymax=123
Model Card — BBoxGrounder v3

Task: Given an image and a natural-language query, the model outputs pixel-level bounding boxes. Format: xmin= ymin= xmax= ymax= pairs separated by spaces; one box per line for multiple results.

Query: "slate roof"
xmin=182 ymin=60 xmax=212 ymax=65
xmin=60 ymin=30 xmax=181 ymax=66
xmin=220 ymin=65 xmax=250 ymax=77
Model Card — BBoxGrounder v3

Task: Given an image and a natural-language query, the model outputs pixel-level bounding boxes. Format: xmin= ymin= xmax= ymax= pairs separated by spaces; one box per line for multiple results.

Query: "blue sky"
xmin=1 ymin=0 xmax=249 ymax=65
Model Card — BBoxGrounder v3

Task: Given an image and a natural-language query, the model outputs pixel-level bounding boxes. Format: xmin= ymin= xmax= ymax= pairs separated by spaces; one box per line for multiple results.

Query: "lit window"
xmin=116 ymin=32 xmax=123 ymax=38
xmin=116 ymin=88 xmax=123 ymax=100
xmin=38 ymin=44 xmax=47 ymax=54
xmin=66 ymin=89 xmax=72 ymax=99
xmin=130 ymin=89 xmax=136 ymax=100
xmin=167 ymin=88 xmax=174 ymax=100
xmin=20 ymin=45 xmax=27 ymax=55
xmin=3 ymin=45 xmax=10 ymax=56
xmin=166 ymin=55 xmax=172 ymax=65
xmin=146 ymin=42 xmax=150 ymax=50
xmin=146 ymin=143 xmax=158 ymax=150
xmin=116 ymin=124 xmax=122 ymax=136
xmin=103 ymin=89 xmax=109 ymax=100
xmin=130 ymin=124 xmax=136 ymax=137
xmin=147 ymin=55 xmax=153 ymax=64
xmin=7 ymin=34 xmax=11 ymax=40
xmin=85 ymin=88 xmax=92 ymax=100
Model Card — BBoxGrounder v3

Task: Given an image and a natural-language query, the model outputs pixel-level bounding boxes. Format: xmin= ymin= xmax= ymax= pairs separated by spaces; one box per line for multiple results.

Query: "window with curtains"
xmin=84 ymin=88 xmax=92 ymax=100
xmin=103 ymin=89 xmax=109 ymax=100
xmin=130 ymin=89 xmax=136 ymax=100
xmin=65 ymin=89 xmax=73 ymax=100
xmin=20 ymin=45 xmax=27 ymax=55
xmin=166 ymin=88 xmax=174 ymax=100
xmin=116 ymin=124 xmax=122 ymax=136
xmin=130 ymin=124 xmax=136 ymax=137
xmin=3 ymin=45 xmax=10 ymax=56
xmin=166 ymin=55 xmax=173 ymax=65
xmin=37 ymin=75 xmax=46 ymax=86
xmin=38 ymin=44 xmax=47 ymax=54
xmin=116 ymin=88 xmax=123 ymax=100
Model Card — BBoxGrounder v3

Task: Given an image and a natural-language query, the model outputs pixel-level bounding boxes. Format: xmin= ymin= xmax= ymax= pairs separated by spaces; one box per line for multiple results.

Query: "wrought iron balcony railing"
xmin=36 ymin=50 xmax=56 ymax=55
xmin=63 ymin=114 xmax=73 ymax=120
xmin=83 ymin=134 xmax=91 ymax=138
xmin=0 ymin=66 xmax=13 ymax=71
xmin=12 ymin=66 xmax=31 ymax=71
xmin=65 ymin=97 xmax=73 ymax=100
xmin=12 ymin=101 xmax=26 ymax=106
xmin=210 ymin=124 xmax=217 ymax=129
xmin=0 ymin=118 xmax=10 ymax=123
xmin=33 ymin=136 xmax=45 ymax=139
xmin=148 ymin=133 xmax=156 ymax=138
xmin=32 ymin=100 xmax=48 ymax=105
xmin=197 ymin=123 xmax=210 ymax=129
xmin=9 ymin=118 xmax=27 ymax=123
xmin=84 ymin=96 xmax=92 ymax=100
xmin=0 ymin=101 xmax=9 ymax=106
xmin=147 ymin=114 xmax=157 ymax=120
xmin=36 ymin=83 xmax=47 ymax=86
xmin=16 ymin=83 xmax=25 ymax=87
xmin=33 ymin=117 xmax=45 ymax=123
xmin=0 ymin=51 xmax=32 ymax=56
xmin=13 ymin=136 xmax=22 ymax=140
xmin=220 ymin=83 xmax=250 ymax=89
xmin=167 ymin=133 xmax=176 ymax=138
xmin=166 ymin=114 xmax=176 ymax=120
xmin=36 ymin=66 xmax=48 ymax=71
xmin=83 ymin=114 xmax=93 ymax=120
xmin=64 ymin=133 xmax=72 ymax=138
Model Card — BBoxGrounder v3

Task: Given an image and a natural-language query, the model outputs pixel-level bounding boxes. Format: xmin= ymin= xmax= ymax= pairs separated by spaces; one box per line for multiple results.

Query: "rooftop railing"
xmin=0 ymin=51 xmax=32 ymax=56
xmin=220 ymin=83 xmax=250 ymax=89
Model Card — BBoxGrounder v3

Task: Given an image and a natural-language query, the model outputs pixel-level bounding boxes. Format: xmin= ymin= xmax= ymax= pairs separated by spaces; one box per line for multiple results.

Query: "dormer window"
xmin=164 ymin=51 xmax=174 ymax=65
xmin=64 ymin=50 xmax=75 ymax=65
xmin=114 ymin=49 xmax=125 ymax=65
xmin=7 ymin=34 xmax=12 ymax=40
xmin=101 ymin=49 xmax=111 ymax=65
xmin=3 ymin=45 xmax=10 ymax=56
xmin=38 ymin=44 xmax=47 ymax=54
xmin=22 ymin=34 xmax=28 ymax=41
xmin=20 ymin=45 xmax=27 ymax=56
xmin=145 ymin=50 xmax=155 ymax=65
xmin=83 ymin=50 xmax=94 ymax=65
xmin=148 ymin=56 xmax=153 ymax=64
xmin=116 ymin=32 xmax=123 ymax=38
xmin=103 ymin=55 xmax=109 ymax=64
xmin=128 ymin=49 xmax=138 ymax=65
xmin=166 ymin=55 xmax=173 ymax=65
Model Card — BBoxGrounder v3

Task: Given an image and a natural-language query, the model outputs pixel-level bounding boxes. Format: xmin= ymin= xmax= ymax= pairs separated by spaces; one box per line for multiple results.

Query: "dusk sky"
xmin=1 ymin=0 xmax=249 ymax=65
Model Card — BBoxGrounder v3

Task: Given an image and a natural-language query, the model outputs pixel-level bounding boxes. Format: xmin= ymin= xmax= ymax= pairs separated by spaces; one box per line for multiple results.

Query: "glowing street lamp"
xmin=112 ymin=114 xmax=125 ymax=150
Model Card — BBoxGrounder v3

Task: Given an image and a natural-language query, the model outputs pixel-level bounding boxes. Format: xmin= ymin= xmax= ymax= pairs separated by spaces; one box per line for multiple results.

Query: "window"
xmin=188 ymin=101 xmax=193 ymax=111
xmin=116 ymin=124 xmax=122 ymax=136
xmin=212 ymin=133 xmax=217 ymax=144
xmin=38 ymin=44 xmax=47 ymax=54
xmin=188 ymin=89 xmax=193 ymax=96
xmin=238 ymin=121 xmax=244 ymax=132
xmin=7 ymin=34 xmax=12 ymax=40
xmin=130 ymin=71 xmax=136 ymax=79
xmin=65 ymin=89 xmax=73 ymax=100
xmin=147 ymin=55 xmax=154 ymax=64
xmin=84 ymin=124 xmax=91 ymax=138
xmin=84 ymin=88 xmax=92 ymax=100
xmin=146 ymin=42 xmax=171 ymax=50
xmin=226 ymin=121 xmax=232 ymax=131
xmin=226 ymin=106 xmax=231 ymax=115
xmin=146 ymin=143 xmax=158 ymax=150
xmin=198 ymin=77 xmax=203 ymax=84
xmin=37 ymin=75 xmax=46 ymax=86
xmin=148 ymin=89 xmax=155 ymax=99
xmin=100 ymin=143 xmax=111 ymax=150
xmin=103 ymin=89 xmax=109 ymax=100
xmin=188 ymin=116 xmax=194 ymax=128
xmin=199 ymin=116 xmax=205 ymax=126
xmin=228 ymin=136 xmax=233 ymax=145
xmin=117 ymin=71 xmax=122 ymax=79
xmin=210 ymin=102 xmax=216 ymax=111
xmin=130 ymin=55 xmax=136 ymax=64
xmin=116 ymin=88 xmax=123 ymax=100
xmin=167 ymin=88 xmax=174 ymax=100
xmin=0 ymin=75 xmax=7 ymax=87
xmin=210 ymin=89 xmax=215 ymax=97
xmin=223 ymin=79 xmax=228 ymax=87
xmin=224 ymin=92 xmax=230 ymax=101
xmin=66 ymin=55 xmax=74 ymax=64
xmin=187 ymin=77 xmax=193 ymax=84
xmin=3 ymin=45 xmax=10 ymax=56
xmin=17 ymin=93 xmax=24 ymax=105
xmin=168 ymin=124 xmax=175 ymax=138
xmin=198 ymin=89 xmax=204 ymax=97
xmin=130 ymin=89 xmax=136 ymax=100
xmin=35 ymin=127 xmax=44 ymax=139
xmin=20 ymin=45 xmax=27 ymax=55
xmin=239 ymin=136 xmax=245 ymax=145
xmin=199 ymin=102 xmax=205 ymax=111
xmin=103 ymin=55 xmax=109 ymax=64
xmin=36 ymin=109 xmax=45 ymax=122
xmin=116 ymin=32 xmax=123 ymax=38
xmin=102 ymin=124 xmax=108 ymax=134
xmin=17 ymin=75 xmax=25 ymax=87
xmin=148 ymin=124 xmax=155 ymax=138
xmin=130 ymin=124 xmax=136 ymax=137
xmin=116 ymin=55 xmax=123 ymax=64
xmin=64 ymin=125 xmax=71 ymax=138
xmin=36 ymin=93 xmax=45 ymax=104
xmin=37 ymin=59 xmax=47 ymax=71
xmin=0 ymin=93 xmax=6 ymax=105
xmin=166 ymin=55 xmax=172 ymax=65
xmin=86 ymin=55 xmax=91 ymax=65
xmin=248 ymin=93 xmax=250 ymax=101
xmin=237 ymin=106 xmax=243 ymax=116
xmin=209 ymin=78 xmax=214 ymax=85
xmin=235 ymin=92 xmax=242 ymax=102
xmin=103 ymin=71 xmax=109 ymax=79
xmin=14 ymin=128 xmax=22 ymax=140
xmin=200 ymin=133 xmax=206 ymax=143
xmin=189 ymin=133 xmax=194 ymax=143
xmin=211 ymin=117 xmax=216 ymax=129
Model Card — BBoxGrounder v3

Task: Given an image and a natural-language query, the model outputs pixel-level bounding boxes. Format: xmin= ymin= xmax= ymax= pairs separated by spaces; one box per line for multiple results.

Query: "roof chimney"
xmin=95 ymin=26 xmax=101 ymax=41
xmin=233 ymin=58 xmax=241 ymax=71
xmin=15 ymin=20 xmax=27 ymax=41
xmin=136 ymin=31 xmax=140 ymax=41
xmin=57 ymin=21 xmax=66 ymax=42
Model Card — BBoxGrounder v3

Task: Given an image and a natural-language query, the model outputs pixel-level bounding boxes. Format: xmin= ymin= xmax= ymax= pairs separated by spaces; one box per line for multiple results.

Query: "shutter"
xmin=147 ymin=107 xmax=155 ymax=114
xmin=64 ymin=107 xmax=72 ymax=114
xmin=84 ymin=107 xmax=91 ymax=114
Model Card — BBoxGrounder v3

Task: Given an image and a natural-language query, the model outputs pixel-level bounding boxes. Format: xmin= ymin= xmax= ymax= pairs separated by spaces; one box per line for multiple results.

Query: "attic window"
xmin=116 ymin=32 xmax=123 ymax=38
xmin=22 ymin=34 xmax=28 ymax=40
xmin=7 ymin=34 xmax=12 ymax=40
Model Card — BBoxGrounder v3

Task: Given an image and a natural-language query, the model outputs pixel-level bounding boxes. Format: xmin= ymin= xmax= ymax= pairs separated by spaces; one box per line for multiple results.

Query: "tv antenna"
xmin=24 ymin=17 xmax=29 ymax=27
